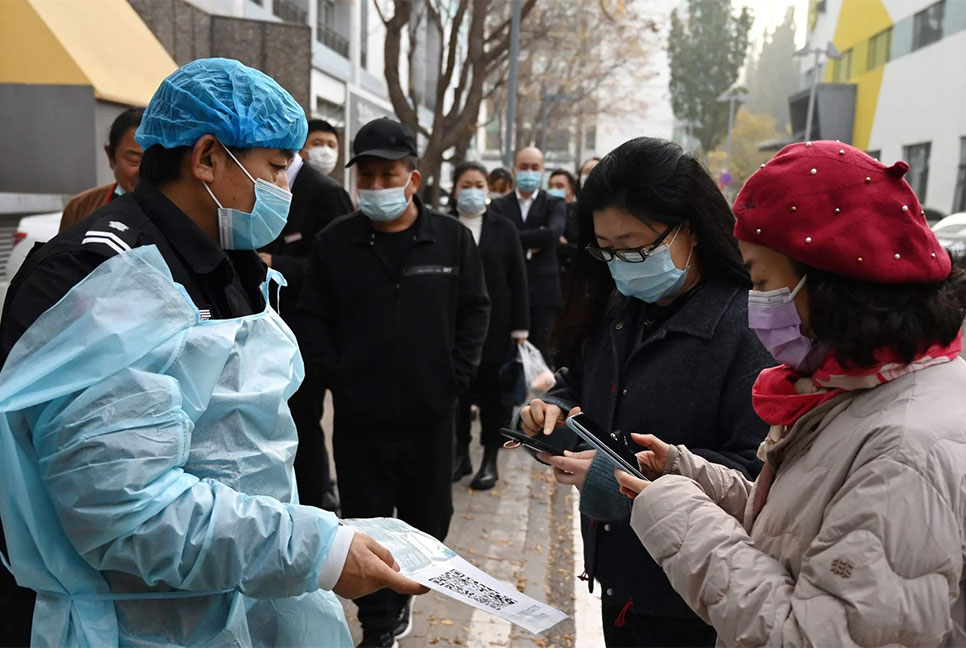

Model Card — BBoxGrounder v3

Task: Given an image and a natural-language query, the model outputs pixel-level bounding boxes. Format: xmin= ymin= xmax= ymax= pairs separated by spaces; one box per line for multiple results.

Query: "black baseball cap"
xmin=346 ymin=117 xmax=418 ymax=167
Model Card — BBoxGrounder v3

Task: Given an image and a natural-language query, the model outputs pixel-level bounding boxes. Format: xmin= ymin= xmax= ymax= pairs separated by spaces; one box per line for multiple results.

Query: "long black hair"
xmin=449 ymin=160 xmax=489 ymax=216
xmin=554 ymin=137 xmax=749 ymax=366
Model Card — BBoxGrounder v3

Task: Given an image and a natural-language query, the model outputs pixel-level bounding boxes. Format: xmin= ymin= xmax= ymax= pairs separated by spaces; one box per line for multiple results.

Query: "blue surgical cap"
xmin=136 ymin=58 xmax=307 ymax=152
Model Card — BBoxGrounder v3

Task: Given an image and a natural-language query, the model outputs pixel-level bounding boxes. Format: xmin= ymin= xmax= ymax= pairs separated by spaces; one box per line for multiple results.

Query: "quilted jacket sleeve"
xmin=663 ymin=444 xmax=756 ymax=522
xmin=631 ymin=456 xmax=963 ymax=647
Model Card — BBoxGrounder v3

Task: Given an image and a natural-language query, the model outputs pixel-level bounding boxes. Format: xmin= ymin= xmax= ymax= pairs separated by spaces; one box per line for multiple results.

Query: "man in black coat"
xmin=259 ymin=134 xmax=353 ymax=514
xmin=488 ymin=146 xmax=567 ymax=365
xmin=297 ymin=118 xmax=490 ymax=648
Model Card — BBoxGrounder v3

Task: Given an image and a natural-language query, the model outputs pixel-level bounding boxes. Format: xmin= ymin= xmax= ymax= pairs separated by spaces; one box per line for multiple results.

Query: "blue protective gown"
xmin=0 ymin=245 xmax=351 ymax=646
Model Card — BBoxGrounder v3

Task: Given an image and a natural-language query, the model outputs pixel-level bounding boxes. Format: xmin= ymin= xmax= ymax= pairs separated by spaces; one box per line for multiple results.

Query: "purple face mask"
xmin=748 ymin=276 xmax=825 ymax=374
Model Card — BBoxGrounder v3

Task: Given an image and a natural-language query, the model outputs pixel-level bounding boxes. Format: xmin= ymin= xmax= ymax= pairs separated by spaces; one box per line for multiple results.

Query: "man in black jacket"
xmin=488 ymin=146 xmax=567 ymax=364
xmin=259 ymin=125 xmax=353 ymax=513
xmin=298 ymin=118 xmax=490 ymax=648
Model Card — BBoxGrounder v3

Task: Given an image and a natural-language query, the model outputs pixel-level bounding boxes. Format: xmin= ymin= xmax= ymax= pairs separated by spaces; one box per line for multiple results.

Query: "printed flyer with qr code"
xmin=341 ymin=517 xmax=567 ymax=634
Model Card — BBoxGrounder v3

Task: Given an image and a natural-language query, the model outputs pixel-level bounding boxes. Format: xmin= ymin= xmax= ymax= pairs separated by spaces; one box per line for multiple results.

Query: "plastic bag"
xmin=518 ymin=341 xmax=555 ymax=397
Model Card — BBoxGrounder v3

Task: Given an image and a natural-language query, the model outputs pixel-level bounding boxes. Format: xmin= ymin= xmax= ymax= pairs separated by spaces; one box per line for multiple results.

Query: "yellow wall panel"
xmin=851 ymin=66 xmax=885 ymax=150
xmin=0 ymin=0 xmax=89 ymax=87
xmin=28 ymin=0 xmax=176 ymax=106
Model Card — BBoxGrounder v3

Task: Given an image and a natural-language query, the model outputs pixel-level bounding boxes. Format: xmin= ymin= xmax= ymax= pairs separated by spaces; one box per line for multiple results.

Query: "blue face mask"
xmin=547 ymin=188 xmax=568 ymax=200
xmin=203 ymin=143 xmax=292 ymax=250
xmin=606 ymin=228 xmax=692 ymax=303
xmin=457 ymin=188 xmax=487 ymax=215
xmin=516 ymin=170 xmax=542 ymax=193
xmin=358 ymin=173 xmax=413 ymax=222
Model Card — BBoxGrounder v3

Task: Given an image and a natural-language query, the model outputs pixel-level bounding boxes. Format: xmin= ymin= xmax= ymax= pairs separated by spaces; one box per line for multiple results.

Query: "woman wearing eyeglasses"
xmin=517 ymin=137 xmax=773 ymax=646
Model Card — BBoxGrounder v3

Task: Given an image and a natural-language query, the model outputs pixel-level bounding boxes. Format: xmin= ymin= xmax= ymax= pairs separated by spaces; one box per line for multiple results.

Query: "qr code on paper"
xmin=428 ymin=569 xmax=518 ymax=611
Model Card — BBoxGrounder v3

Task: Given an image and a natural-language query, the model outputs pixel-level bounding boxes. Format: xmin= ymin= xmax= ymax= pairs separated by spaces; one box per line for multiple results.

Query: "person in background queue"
xmin=615 ymin=141 xmax=966 ymax=647
xmin=59 ymin=107 xmax=144 ymax=232
xmin=578 ymin=156 xmax=601 ymax=190
xmin=488 ymin=146 xmax=567 ymax=365
xmin=301 ymin=118 xmax=342 ymax=177
xmin=0 ymin=58 xmax=425 ymax=648
xmin=519 ymin=138 xmax=771 ymax=647
xmin=450 ymin=161 xmax=529 ymax=491
xmin=553 ymin=168 xmax=581 ymax=306
xmin=488 ymin=166 xmax=514 ymax=199
xmin=298 ymin=118 xmax=490 ymax=648
xmin=548 ymin=168 xmax=577 ymax=204
xmin=259 ymin=116 xmax=353 ymax=514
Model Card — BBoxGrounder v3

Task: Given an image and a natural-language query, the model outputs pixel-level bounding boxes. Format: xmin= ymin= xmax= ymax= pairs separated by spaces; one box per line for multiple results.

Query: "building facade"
xmin=171 ymin=0 xmax=436 ymax=188
xmin=801 ymin=0 xmax=966 ymax=213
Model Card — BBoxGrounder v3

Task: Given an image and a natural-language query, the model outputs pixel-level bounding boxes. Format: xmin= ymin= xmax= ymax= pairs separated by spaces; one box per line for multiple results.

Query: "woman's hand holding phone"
xmin=614 ymin=433 xmax=672 ymax=500
xmin=538 ymin=449 xmax=597 ymax=490
xmin=629 ymin=433 xmax=671 ymax=479
xmin=520 ymin=399 xmax=582 ymax=436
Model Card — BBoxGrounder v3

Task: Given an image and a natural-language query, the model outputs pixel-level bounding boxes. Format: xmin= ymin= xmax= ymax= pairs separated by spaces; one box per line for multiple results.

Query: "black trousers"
xmin=528 ymin=306 xmax=560 ymax=369
xmin=334 ymin=407 xmax=456 ymax=632
xmin=290 ymin=371 xmax=335 ymax=509
xmin=601 ymin=602 xmax=716 ymax=648
xmin=456 ymin=362 xmax=511 ymax=449
xmin=0 ymin=558 xmax=33 ymax=647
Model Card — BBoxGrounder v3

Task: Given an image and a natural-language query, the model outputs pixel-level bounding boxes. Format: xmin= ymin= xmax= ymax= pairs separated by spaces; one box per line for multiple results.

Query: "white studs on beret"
xmin=894 ymin=253 xmax=901 ymax=260
xmin=834 ymin=207 xmax=841 ymax=214
xmin=805 ymin=237 xmax=812 ymax=243
xmin=902 ymin=205 xmax=909 ymax=212
xmin=756 ymin=228 xmax=762 ymax=235
xmin=839 ymin=149 xmax=845 ymax=155
xmin=790 ymin=205 xmax=797 ymax=212
xmin=805 ymin=141 xmax=812 ymax=147
xmin=932 ymin=253 xmax=937 ymax=258
xmin=760 ymin=164 xmax=766 ymax=168
xmin=857 ymin=257 xmax=863 ymax=263
xmin=810 ymin=168 xmax=817 ymax=175
xmin=865 ymin=177 xmax=872 ymax=183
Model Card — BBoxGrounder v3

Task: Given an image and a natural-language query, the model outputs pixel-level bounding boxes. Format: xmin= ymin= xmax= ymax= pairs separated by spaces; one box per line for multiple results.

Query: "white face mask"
xmin=306 ymin=146 xmax=338 ymax=174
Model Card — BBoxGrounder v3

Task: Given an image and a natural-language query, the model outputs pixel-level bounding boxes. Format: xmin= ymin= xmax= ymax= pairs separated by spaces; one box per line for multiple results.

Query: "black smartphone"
xmin=500 ymin=428 xmax=565 ymax=456
xmin=565 ymin=413 xmax=648 ymax=481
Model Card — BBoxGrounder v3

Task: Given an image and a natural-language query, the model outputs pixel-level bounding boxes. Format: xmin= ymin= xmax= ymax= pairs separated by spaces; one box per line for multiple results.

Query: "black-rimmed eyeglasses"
xmin=585 ymin=224 xmax=677 ymax=263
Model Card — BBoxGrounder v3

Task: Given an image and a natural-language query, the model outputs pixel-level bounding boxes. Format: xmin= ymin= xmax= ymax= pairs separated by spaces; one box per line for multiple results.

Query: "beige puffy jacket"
xmin=630 ymin=359 xmax=966 ymax=646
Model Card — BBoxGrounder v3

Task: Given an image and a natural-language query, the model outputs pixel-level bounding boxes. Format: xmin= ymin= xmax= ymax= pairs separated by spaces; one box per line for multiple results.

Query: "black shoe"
xmin=470 ymin=445 xmax=499 ymax=490
xmin=452 ymin=443 xmax=472 ymax=482
xmin=393 ymin=596 xmax=414 ymax=639
xmin=358 ymin=629 xmax=397 ymax=648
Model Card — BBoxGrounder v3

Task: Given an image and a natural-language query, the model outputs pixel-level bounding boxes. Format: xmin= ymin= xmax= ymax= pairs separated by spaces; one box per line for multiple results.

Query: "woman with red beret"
xmin=615 ymin=141 xmax=966 ymax=645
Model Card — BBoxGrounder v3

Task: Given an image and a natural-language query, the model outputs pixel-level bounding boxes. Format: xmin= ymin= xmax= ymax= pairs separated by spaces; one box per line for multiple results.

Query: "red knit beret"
xmin=733 ymin=140 xmax=950 ymax=283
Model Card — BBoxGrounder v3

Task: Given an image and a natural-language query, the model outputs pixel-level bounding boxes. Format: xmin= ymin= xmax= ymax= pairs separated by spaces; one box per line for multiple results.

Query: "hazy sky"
xmin=738 ymin=0 xmax=810 ymax=53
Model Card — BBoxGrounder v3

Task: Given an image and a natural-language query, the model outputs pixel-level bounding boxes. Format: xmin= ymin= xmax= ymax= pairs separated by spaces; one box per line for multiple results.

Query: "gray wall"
xmin=129 ymin=0 xmax=312 ymax=110
xmin=0 ymin=84 xmax=98 ymax=194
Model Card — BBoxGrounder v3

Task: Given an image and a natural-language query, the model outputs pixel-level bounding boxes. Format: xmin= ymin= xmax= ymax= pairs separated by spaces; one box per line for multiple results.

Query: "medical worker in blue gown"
xmin=0 ymin=58 xmax=426 ymax=647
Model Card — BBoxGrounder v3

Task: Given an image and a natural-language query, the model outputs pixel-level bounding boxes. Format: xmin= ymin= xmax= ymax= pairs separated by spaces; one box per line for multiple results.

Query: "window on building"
xmin=272 ymin=0 xmax=308 ymax=24
xmin=317 ymin=0 xmax=349 ymax=58
xmin=903 ymin=142 xmax=932 ymax=202
xmin=867 ymin=149 xmax=881 ymax=161
xmin=954 ymin=137 xmax=966 ymax=213
xmin=831 ymin=49 xmax=852 ymax=82
xmin=867 ymin=28 xmax=892 ymax=70
xmin=360 ymin=0 xmax=368 ymax=69
xmin=913 ymin=1 xmax=945 ymax=50
xmin=584 ymin=125 xmax=596 ymax=151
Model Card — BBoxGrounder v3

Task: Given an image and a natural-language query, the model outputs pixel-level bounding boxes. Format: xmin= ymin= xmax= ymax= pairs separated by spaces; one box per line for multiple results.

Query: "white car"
xmin=4 ymin=212 xmax=62 ymax=282
xmin=0 ymin=212 xmax=62 ymax=312
xmin=931 ymin=213 xmax=966 ymax=258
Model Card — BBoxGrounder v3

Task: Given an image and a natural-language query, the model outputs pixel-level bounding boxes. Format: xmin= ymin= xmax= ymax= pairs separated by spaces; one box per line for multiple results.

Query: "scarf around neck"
xmin=752 ymin=336 xmax=964 ymax=427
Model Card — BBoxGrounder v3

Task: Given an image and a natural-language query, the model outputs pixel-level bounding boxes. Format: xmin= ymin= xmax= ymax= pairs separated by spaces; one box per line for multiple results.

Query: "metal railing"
xmin=318 ymin=24 xmax=349 ymax=57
